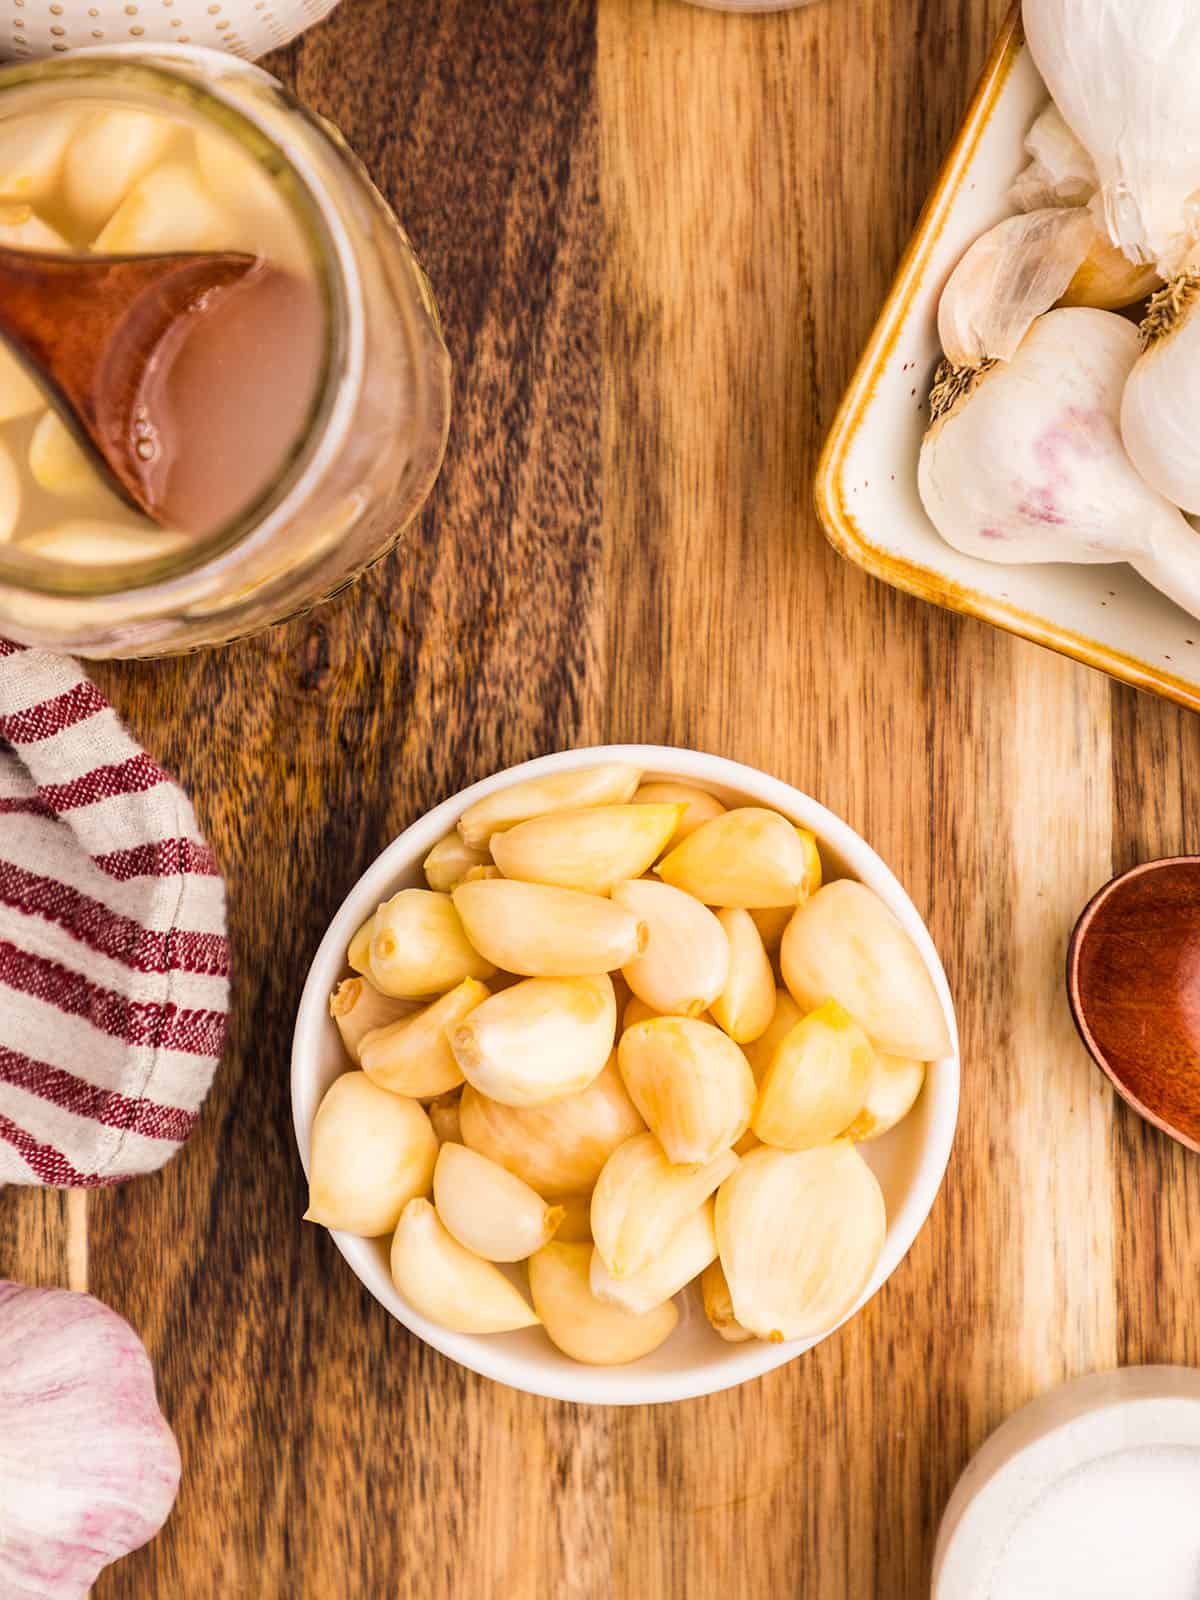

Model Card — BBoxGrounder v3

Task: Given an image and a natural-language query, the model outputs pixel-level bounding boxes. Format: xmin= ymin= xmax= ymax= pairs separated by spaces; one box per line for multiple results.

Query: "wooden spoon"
xmin=1067 ymin=856 xmax=1200 ymax=1152
xmin=0 ymin=243 xmax=257 ymax=526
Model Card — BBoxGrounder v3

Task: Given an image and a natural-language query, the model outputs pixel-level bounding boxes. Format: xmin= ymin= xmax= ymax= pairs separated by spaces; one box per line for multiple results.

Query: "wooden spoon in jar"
xmin=0 ymin=243 xmax=322 ymax=534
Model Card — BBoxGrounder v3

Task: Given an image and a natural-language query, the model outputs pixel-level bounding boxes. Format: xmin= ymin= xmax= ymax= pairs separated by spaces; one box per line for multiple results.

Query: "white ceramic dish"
xmin=291 ymin=745 xmax=959 ymax=1405
xmin=816 ymin=9 xmax=1200 ymax=715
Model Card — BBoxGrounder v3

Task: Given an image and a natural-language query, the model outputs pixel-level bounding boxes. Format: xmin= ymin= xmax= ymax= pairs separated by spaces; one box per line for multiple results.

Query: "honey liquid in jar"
xmin=0 ymin=97 xmax=324 ymax=565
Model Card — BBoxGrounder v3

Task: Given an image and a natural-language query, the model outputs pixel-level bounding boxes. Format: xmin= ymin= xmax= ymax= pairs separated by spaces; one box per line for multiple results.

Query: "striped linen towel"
xmin=0 ymin=640 xmax=228 ymax=1187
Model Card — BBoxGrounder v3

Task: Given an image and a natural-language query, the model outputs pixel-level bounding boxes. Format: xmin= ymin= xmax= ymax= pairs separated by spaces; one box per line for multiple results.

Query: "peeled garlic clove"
xmin=748 ymin=905 xmax=793 ymax=955
xmin=657 ymin=808 xmax=818 ymax=908
xmin=459 ymin=1056 xmax=645 ymax=1196
xmin=589 ymin=1197 xmax=717 ymax=1314
xmin=449 ymin=974 xmax=616 ymax=1107
xmin=328 ymin=976 xmax=419 ymax=1064
xmin=0 ymin=203 xmax=69 ymax=251
xmin=937 ymin=208 xmax=1095 ymax=369
xmin=460 ymin=864 xmax=501 ymax=882
xmin=710 ymin=908 xmax=775 ymax=1043
xmin=716 ymin=1143 xmax=886 ymax=1342
xmin=491 ymin=804 xmax=683 ymax=895
xmin=0 ymin=108 xmax=83 ymax=202
xmin=0 ymin=345 xmax=43 ymax=424
xmin=0 ymin=439 xmax=20 ymax=543
xmin=781 ymin=880 xmax=950 ymax=1061
xmin=304 ymin=1072 xmax=437 ymax=1237
xmin=452 ymin=879 xmax=646 ymax=977
xmin=633 ymin=781 xmax=726 ymax=844
xmin=368 ymin=889 xmax=495 ymax=998
xmin=65 ymin=109 xmax=174 ymax=231
xmin=433 ymin=1141 xmax=563 ymax=1261
xmin=347 ymin=913 xmax=375 ymax=975
xmin=613 ymin=877 xmax=729 ymax=1018
xmin=1059 ymin=231 xmax=1160 ymax=312
xmin=18 ymin=522 xmax=186 ymax=564
xmin=390 ymin=1197 xmax=539 ymax=1333
xmin=1009 ymin=102 xmax=1097 ymax=213
xmin=618 ymin=1017 xmax=754 ymax=1165
xmin=843 ymin=1053 xmax=926 ymax=1142
xmin=528 ymin=1241 xmax=677 ymax=1365
xmin=427 ymin=1089 xmax=463 ymax=1145
xmin=919 ymin=308 xmax=1192 ymax=567
xmin=94 ymin=161 xmax=229 ymax=255
xmin=29 ymin=411 xmax=94 ymax=497
xmin=457 ymin=762 xmax=643 ymax=849
xmin=751 ymin=1000 xmax=874 ymax=1149
xmin=591 ymin=1131 xmax=738 ymax=1279
xmin=701 ymin=1256 xmax=755 ymax=1343
xmin=423 ymin=830 xmax=490 ymax=892
xmin=360 ymin=977 xmax=489 ymax=1097
xmin=554 ymin=1192 xmax=593 ymax=1242
xmin=1122 ymin=279 xmax=1200 ymax=515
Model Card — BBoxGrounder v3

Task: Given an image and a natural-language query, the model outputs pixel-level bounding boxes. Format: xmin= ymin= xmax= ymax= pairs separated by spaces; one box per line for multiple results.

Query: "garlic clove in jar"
xmin=423 ymin=830 xmax=491 ymax=892
xmin=93 ymin=160 xmax=230 ymax=255
xmin=617 ymin=1016 xmax=755 ymax=1165
xmin=657 ymin=808 xmax=820 ymax=909
xmin=0 ymin=203 xmax=69 ymax=251
xmin=0 ymin=1281 xmax=181 ymax=1599
xmin=448 ymin=974 xmax=616 ymax=1107
xmin=459 ymin=1055 xmax=645 ymax=1196
xmin=919 ymin=308 xmax=1193 ymax=568
xmin=17 ymin=521 xmax=187 ymax=565
xmin=614 ymin=877 xmax=730 ymax=1018
xmin=1121 ymin=277 xmax=1200 ymax=515
xmin=490 ymin=804 xmax=683 ymax=895
xmin=0 ymin=346 xmax=43 ymax=425
xmin=304 ymin=1072 xmax=437 ymax=1237
xmin=528 ymin=1241 xmax=678 ymax=1365
xmin=715 ymin=1143 xmax=886 ymax=1342
xmin=589 ymin=1197 xmax=717 ymax=1315
xmin=781 ymin=880 xmax=950 ymax=1061
xmin=700 ymin=1256 xmax=755 ymax=1343
xmin=633 ymin=781 xmax=726 ymax=844
xmin=1008 ymin=102 xmax=1097 ymax=213
xmin=65 ymin=110 xmax=175 ymax=232
xmin=0 ymin=108 xmax=83 ymax=203
xmin=710 ymin=908 xmax=776 ymax=1043
xmin=329 ymin=976 xmax=419 ymax=1065
xmin=742 ymin=989 xmax=805 ymax=1085
xmin=29 ymin=411 xmax=96 ymax=498
xmin=751 ymin=1000 xmax=875 ymax=1150
xmin=590 ymin=1131 xmax=738 ymax=1280
xmin=390 ymin=1198 xmax=540 ymax=1333
xmin=368 ymin=889 xmax=495 ymax=998
xmin=359 ymin=977 xmax=489 ymax=1098
xmin=843 ymin=1053 xmax=926 ymax=1142
xmin=0 ymin=438 xmax=20 ymax=543
xmin=432 ymin=1141 xmax=563 ymax=1261
xmin=452 ymin=879 xmax=647 ymax=977
xmin=457 ymin=762 xmax=643 ymax=849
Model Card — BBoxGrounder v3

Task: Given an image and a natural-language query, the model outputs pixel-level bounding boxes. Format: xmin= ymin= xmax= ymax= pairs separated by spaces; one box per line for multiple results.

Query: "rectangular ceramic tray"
xmin=815 ymin=9 xmax=1200 ymax=714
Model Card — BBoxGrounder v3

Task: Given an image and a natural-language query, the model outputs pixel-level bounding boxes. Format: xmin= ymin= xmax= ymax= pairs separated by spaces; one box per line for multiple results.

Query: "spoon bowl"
xmin=1067 ymin=856 xmax=1200 ymax=1152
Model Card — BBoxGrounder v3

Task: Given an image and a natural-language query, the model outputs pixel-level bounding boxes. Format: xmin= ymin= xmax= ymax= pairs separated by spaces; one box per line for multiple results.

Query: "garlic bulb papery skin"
xmin=0 ymin=1282 xmax=181 ymax=1600
xmin=937 ymin=208 xmax=1094 ymax=369
xmin=919 ymin=308 xmax=1193 ymax=567
xmin=1008 ymin=102 xmax=1097 ymax=212
xmin=1122 ymin=277 xmax=1200 ymax=513
xmin=1023 ymin=0 xmax=1200 ymax=275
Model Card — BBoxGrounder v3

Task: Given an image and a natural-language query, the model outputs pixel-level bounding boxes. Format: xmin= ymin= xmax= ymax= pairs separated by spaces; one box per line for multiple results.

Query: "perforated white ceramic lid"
xmin=2 ymin=0 xmax=338 ymax=62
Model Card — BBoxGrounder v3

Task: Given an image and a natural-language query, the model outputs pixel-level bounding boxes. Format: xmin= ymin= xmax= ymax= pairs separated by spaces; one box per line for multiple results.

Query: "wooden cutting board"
xmin=4 ymin=0 xmax=1200 ymax=1594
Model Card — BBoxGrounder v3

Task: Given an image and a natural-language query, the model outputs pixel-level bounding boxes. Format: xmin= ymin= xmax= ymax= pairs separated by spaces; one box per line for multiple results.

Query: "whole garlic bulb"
xmin=0 ymin=1282 xmax=181 ymax=1599
xmin=919 ymin=308 xmax=1197 ymax=569
xmin=1122 ymin=277 xmax=1200 ymax=514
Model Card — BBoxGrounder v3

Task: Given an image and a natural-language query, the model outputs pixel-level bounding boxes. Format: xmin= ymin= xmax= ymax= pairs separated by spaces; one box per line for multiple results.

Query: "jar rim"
xmin=0 ymin=47 xmax=363 ymax=601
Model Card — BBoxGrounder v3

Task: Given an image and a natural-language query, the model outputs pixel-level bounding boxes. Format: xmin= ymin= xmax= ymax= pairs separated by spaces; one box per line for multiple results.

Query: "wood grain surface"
xmin=4 ymin=0 xmax=1200 ymax=1595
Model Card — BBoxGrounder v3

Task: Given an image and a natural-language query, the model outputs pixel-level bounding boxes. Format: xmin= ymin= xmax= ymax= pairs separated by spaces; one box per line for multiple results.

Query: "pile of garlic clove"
xmin=917 ymin=0 xmax=1200 ymax=621
xmin=307 ymin=762 xmax=950 ymax=1366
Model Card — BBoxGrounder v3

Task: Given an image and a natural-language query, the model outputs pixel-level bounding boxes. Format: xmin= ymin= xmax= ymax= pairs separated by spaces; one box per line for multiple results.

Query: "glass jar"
xmin=0 ymin=45 xmax=451 ymax=657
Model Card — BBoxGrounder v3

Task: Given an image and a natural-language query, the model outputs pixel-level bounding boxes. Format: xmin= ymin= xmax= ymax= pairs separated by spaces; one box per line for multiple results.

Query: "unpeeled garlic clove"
xmin=491 ymin=804 xmax=683 ymax=895
xmin=433 ymin=1141 xmax=563 ymax=1261
xmin=457 ymin=762 xmax=643 ymax=849
xmin=0 ymin=346 xmax=43 ymax=425
xmin=390 ymin=1198 xmax=540 ymax=1333
xmin=700 ymin=1256 xmax=755 ymax=1343
xmin=452 ymin=879 xmax=646 ymax=977
xmin=589 ymin=1197 xmax=717 ymax=1314
xmin=1008 ymin=103 xmax=1097 ymax=214
xmin=328 ymin=976 xmax=419 ymax=1064
xmin=843 ymin=1053 xmax=926 ymax=1141
xmin=614 ymin=878 xmax=729 ymax=1018
xmin=65 ymin=109 xmax=174 ymax=231
xmin=710 ymin=908 xmax=775 ymax=1043
xmin=427 ymin=1089 xmax=464 ymax=1145
xmin=751 ymin=1000 xmax=874 ymax=1149
xmin=93 ymin=160 xmax=230 ymax=255
xmin=1122 ymin=278 xmax=1200 ymax=515
xmin=304 ymin=1072 xmax=437 ymax=1237
xmin=29 ymin=411 xmax=97 ymax=498
xmin=780 ymin=881 xmax=951 ymax=1061
xmin=1059 ymin=231 xmax=1160 ymax=312
xmin=0 ymin=438 xmax=20 ymax=543
xmin=527 ymin=1241 xmax=677 ymax=1365
xmin=347 ymin=914 xmax=375 ymax=975
xmin=633 ymin=781 xmax=726 ymax=845
xmin=617 ymin=1017 xmax=754 ymax=1165
xmin=369 ymin=889 xmax=495 ymax=998
xmin=449 ymin=974 xmax=616 ymax=1107
xmin=554 ymin=1192 xmax=594 ymax=1242
xmin=590 ymin=1131 xmax=738 ymax=1280
xmin=360 ymin=977 xmax=489 ymax=1098
xmin=423 ymin=829 xmax=490 ymax=892
xmin=656 ymin=808 xmax=819 ymax=908
xmin=715 ymin=1143 xmax=886 ymax=1342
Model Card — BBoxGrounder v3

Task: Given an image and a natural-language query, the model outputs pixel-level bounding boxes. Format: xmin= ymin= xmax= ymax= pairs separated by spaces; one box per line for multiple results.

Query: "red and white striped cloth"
xmin=0 ymin=640 xmax=228 ymax=1187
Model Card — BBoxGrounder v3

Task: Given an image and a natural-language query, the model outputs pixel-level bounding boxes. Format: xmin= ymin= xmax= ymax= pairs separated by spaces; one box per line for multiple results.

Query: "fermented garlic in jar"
xmin=0 ymin=47 xmax=450 ymax=656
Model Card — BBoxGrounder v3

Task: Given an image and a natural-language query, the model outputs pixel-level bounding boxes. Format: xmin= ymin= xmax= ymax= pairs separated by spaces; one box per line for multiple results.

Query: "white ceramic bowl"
xmin=291 ymin=745 xmax=960 ymax=1405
